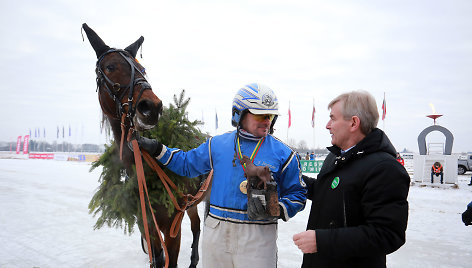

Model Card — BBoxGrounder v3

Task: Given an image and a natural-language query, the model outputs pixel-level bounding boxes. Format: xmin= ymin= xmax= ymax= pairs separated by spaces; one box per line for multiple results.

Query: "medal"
xmin=239 ymin=180 xmax=247 ymax=194
xmin=236 ymin=136 xmax=265 ymax=195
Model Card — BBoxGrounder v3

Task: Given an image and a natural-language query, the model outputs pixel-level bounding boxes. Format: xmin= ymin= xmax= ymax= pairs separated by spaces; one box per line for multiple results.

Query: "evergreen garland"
xmin=89 ymin=90 xmax=208 ymax=234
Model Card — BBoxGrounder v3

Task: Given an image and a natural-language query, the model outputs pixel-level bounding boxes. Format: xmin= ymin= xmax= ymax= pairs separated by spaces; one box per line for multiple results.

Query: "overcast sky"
xmin=1 ymin=0 xmax=471 ymax=153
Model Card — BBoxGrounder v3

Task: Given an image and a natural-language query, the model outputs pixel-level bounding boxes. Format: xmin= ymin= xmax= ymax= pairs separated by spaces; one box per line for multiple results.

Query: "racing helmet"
xmin=231 ymin=83 xmax=279 ymax=130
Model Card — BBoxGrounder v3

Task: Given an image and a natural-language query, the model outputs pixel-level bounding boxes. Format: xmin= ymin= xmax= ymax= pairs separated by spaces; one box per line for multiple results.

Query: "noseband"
xmin=95 ymin=49 xmax=152 ymax=126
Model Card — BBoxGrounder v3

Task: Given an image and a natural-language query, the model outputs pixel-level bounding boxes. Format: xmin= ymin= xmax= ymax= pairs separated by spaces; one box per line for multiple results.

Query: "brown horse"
xmin=82 ymin=23 xmax=204 ymax=268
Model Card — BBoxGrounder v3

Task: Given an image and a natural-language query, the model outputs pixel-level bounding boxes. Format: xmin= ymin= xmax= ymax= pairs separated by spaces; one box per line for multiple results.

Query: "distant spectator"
xmin=462 ymin=201 xmax=472 ymax=226
xmin=431 ymin=161 xmax=444 ymax=184
xmin=309 ymin=152 xmax=315 ymax=160
xmin=305 ymin=152 xmax=310 ymax=160
xmin=396 ymin=153 xmax=404 ymax=166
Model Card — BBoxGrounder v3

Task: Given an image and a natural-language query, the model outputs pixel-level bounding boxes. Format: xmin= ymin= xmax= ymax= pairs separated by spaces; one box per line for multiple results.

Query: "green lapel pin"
xmin=331 ymin=177 xmax=340 ymax=189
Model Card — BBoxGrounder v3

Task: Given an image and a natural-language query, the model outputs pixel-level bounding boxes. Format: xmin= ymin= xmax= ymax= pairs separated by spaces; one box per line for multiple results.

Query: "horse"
xmin=82 ymin=23 xmax=205 ymax=268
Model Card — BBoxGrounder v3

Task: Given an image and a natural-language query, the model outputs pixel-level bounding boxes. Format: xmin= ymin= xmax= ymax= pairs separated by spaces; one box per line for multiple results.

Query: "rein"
xmin=130 ymin=131 xmax=213 ymax=268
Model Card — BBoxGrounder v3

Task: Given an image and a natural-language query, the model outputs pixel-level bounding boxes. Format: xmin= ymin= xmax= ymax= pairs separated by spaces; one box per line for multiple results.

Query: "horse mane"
xmin=100 ymin=112 xmax=112 ymax=141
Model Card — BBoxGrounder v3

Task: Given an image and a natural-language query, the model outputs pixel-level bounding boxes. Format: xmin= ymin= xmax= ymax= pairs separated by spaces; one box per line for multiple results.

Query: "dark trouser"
xmin=431 ymin=172 xmax=443 ymax=184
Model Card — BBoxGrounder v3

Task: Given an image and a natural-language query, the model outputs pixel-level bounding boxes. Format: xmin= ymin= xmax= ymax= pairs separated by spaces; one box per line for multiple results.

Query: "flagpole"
xmin=383 ymin=92 xmax=386 ymax=131
xmin=287 ymin=101 xmax=291 ymax=143
xmin=312 ymin=98 xmax=315 ymax=150
xmin=313 ymin=127 xmax=315 ymax=152
xmin=215 ymin=109 xmax=218 ymax=136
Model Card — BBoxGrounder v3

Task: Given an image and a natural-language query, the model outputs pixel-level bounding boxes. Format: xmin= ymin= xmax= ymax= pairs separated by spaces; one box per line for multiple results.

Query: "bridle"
xmin=95 ymin=48 xmax=153 ymax=159
xmin=95 ymin=48 xmax=152 ymax=126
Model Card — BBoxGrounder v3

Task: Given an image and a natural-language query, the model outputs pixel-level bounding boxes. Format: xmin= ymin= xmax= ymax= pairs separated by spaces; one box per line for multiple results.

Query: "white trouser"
xmin=202 ymin=216 xmax=278 ymax=268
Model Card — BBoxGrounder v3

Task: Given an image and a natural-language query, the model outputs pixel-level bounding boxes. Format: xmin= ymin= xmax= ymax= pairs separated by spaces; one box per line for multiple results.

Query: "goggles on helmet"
xmin=251 ymin=113 xmax=276 ymax=122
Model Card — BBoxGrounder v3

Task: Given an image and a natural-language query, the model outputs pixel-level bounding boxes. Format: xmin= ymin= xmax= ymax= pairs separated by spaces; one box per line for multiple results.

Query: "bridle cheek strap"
xmin=120 ymin=113 xmax=127 ymax=161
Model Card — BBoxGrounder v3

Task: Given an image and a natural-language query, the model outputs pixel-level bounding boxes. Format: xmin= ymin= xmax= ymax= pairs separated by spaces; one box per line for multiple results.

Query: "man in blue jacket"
xmin=293 ymin=90 xmax=410 ymax=268
xmin=138 ymin=83 xmax=306 ymax=268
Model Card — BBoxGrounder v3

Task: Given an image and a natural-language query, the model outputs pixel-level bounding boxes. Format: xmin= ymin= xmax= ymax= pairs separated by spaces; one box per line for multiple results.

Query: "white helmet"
xmin=231 ymin=83 xmax=279 ymax=128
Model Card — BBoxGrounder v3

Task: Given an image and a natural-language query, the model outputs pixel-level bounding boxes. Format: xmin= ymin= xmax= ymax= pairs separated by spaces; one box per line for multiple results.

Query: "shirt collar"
xmin=340 ymin=145 xmax=356 ymax=155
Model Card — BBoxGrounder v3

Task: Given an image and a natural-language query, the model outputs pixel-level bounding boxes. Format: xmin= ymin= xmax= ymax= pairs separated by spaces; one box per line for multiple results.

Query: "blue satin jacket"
xmin=156 ymin=130 xmax=306 ymax=224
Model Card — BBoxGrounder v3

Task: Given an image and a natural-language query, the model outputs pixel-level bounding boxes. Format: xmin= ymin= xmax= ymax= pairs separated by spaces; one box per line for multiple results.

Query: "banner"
xmin=300 ymin=160 xmax=324 ymax=173
xmin=29 ymin=153 xmax=54 ymax=159
xmin=23 ymin=135 xmax=30 ymax=154
xmin=16 ymin=136 xmax=22 ymax=154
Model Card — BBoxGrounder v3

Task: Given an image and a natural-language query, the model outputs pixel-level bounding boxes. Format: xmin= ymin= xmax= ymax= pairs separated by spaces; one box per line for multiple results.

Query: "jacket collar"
xmin=237 ymin=128 xmax=265 ymax=142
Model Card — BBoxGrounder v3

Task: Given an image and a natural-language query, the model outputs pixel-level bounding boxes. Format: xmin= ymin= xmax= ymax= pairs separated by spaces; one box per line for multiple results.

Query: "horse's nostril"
xmin=157 ymin=101 xmax=163 ymax=115
xmin=137 ymin=100 xmax=152 ymax=116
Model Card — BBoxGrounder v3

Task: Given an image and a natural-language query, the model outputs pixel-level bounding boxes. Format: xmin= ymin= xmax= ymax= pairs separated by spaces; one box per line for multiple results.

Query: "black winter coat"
xmin=302 ymin=128 xmax=410 ymax=268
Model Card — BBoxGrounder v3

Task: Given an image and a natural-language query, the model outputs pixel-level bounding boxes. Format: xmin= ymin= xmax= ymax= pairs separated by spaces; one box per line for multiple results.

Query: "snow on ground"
xmin=1 ymin=158 xmax=472 ymax=267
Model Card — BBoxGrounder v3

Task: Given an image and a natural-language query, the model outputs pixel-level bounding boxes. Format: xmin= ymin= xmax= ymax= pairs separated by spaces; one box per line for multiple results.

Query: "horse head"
xmin=82 ymin=23 xmax=162 ymax=167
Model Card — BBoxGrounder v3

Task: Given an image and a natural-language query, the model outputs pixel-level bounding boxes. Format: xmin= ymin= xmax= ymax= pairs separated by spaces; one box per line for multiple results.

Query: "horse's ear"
xmin=82 ymin=23 xmax=110 ymax=59
xmin=125 ymin=36 xmax=144 ymax=58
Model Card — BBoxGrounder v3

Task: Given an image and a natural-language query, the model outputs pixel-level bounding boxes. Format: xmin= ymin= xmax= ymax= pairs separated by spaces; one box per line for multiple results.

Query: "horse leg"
xmin=142 ymin=228 xmax=165 ymax=268
xmin=164 ymin=229 xmax=181 ymax=268
xmin=187 ymin=206 xmax=201 ymax=268
xmin=152 ymin=244 xmax=165 ymax=268
xmin=152 ymin=228 xmax=166 ymax=268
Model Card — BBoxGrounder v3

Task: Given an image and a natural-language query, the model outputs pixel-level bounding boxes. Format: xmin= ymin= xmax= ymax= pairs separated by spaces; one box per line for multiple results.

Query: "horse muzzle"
xmin=134 ymin=99 xmax=163 ymax=130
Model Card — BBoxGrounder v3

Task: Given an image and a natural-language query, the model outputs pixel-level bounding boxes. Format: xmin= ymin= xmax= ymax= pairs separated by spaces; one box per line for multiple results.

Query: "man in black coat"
xmin=293 ymin=90 xmax=410 ymax=268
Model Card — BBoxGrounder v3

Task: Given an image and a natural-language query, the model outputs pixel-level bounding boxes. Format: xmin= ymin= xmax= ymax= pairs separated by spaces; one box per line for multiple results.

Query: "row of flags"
xmin=29 ymin=126 xmax=73 ymax=139
xmin=288 ymin=100 xmax=316 ymax=129
xmin=211 ymin=93 xmax=387 ymax=131
xmin=287 ymin=94 xmax=387 ymax=129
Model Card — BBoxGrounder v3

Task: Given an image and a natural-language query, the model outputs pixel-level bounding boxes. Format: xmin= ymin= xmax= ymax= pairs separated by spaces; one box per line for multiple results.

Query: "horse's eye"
xmin=105 ymin=65 xmax=116 ymax=72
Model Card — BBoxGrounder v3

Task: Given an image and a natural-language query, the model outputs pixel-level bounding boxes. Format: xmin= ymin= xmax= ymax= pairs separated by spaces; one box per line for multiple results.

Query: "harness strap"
xmin=120 ymin=114 xmax=126 ymax=161
xmin=129 ymin=131 xmax=213 ymax=267
xmin=142 ymin=151 xmax=213 ymax=237
xmin=131 ymin=139 xmax=169 ymax=268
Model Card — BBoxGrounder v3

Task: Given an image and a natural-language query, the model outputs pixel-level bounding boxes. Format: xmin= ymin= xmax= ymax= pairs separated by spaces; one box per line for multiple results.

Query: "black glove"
xmin=247 ymin=192 xmax=278 ymax=221
xmin=135 ymin=136 xmax=163 ymax=157
xmin=247 ymin=194 xmax=268 ymax=220
xmin=462 ymin=207 xmax=472 ymax=226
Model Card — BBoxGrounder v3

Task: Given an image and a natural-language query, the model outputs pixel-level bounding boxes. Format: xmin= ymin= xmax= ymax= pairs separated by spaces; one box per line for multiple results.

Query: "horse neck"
xmin=108 ymin=117 xmax=134 ymax=170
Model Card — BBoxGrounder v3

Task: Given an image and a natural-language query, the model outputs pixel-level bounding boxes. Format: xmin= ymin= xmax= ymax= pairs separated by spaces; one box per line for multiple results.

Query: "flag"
xmin=381 ymin=94 xmax=386 ymax=120
xmin=288 ymin=102 xmax=292 ymax=128
xmin=34 ymin=128 xmax=37 ymax=138
xmin=57 ymin=126 xmax=59 ymax=139
xmin=215 ymin=111 xmax=218 ymax=130
xmin=62 ymin=126 xmax=65 ymax=138
xmin=69 ymin=125 xmax=71 ymax=137
xmin=311 ymin=102 xmax=316 ymax=128
xmin=23 ymin=135 xmax=30 ymax=154
xmin=16 ymin=136 xmax=22 ymax=154
xmin=43 ymin=128 xmax=46 ymax=138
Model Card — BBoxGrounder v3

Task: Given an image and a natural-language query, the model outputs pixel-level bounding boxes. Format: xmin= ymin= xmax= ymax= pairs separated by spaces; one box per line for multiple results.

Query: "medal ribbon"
xmin=236 ymin=136 xmax=265 ymax=172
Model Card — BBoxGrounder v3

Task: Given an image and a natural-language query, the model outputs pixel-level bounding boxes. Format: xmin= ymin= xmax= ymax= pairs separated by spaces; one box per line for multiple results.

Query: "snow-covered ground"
xmin=1 ymin=158 xmax=471 ymax=267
